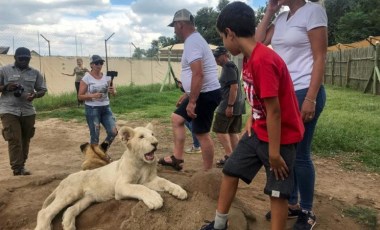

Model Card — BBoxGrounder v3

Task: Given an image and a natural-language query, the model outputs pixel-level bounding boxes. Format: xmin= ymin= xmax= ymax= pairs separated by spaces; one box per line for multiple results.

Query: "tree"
xmin=217 ymin=0 xmax=229 ymax=11
xmin=132 ymin=47 xmax=145 ymax=59
xmin=145 ymin=36 xmax=176 ymax=58
xmin=324 ymin=0 xmax=357 ymax=45
xmin=195 ymin=7 xmax=221 ymax=45
xmin=334 ymin=0 xmax=380 ymax=44
xmin=325 ymin=0 xmax=380 ymax=45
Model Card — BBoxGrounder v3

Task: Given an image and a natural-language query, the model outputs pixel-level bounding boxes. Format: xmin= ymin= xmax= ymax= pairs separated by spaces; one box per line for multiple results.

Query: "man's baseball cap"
xmin=90 ymin=55 xmax=105 ymax=64
xmin=14 ymin=47 xmax=31 ymax=58
xmin=168 ymin=9 xmax=194 ymax=27
xmin=213 ymin=46 xmax=228 ymax=58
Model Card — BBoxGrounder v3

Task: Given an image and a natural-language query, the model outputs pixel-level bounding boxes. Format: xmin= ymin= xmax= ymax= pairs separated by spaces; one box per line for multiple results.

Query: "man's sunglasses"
xmin=17 ymin=57 xmax=31 ymax=62
xmin=93 ymin=61 xmax=104 ymax=65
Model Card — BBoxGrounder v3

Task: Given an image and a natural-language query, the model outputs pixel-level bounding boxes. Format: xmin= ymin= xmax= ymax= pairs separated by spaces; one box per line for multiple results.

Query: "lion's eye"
xmin=139 ymin=135 xmax=144 ymax=139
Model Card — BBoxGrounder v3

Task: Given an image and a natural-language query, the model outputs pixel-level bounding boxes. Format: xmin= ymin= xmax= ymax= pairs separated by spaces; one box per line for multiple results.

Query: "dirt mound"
xmin=0 ymin=119 xmax=378 ymax=230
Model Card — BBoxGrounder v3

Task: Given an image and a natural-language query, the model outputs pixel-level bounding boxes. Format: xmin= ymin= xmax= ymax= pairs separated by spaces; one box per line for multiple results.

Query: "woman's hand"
xmin=301 ymin=100 xmax=316 ymax=123
xmin=267 ymin=0 xmax=282 ymax=13
xmin=108 ymin=86 xmax=116 ymax=95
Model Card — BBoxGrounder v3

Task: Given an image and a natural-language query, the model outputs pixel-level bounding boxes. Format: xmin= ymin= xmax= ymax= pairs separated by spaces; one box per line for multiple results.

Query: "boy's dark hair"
xmin=216 ymin=1 xmax=256 ymax=37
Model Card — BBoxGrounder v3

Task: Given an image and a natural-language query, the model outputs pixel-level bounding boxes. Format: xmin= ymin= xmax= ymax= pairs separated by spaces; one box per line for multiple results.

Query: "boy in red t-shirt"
xmin=199 ymin=2 xmax=304 ymax=230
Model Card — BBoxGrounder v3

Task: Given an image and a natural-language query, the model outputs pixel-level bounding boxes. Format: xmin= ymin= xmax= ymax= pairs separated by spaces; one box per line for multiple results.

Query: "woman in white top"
xmin=255 ymin=0 xmax=327 ymax=229
xmin=78 ymin=55 xmax=117 ymax=152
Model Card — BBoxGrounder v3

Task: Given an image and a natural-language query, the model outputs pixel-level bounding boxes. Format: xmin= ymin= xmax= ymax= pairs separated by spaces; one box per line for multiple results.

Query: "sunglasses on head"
xmin=17 ymin=57 xmax=31 ymax=62
xmin=93 ymin=61 xmax=104 ymax=65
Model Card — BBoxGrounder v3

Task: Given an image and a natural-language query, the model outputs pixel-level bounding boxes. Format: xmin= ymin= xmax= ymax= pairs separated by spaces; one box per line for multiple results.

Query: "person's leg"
xmin=172 ymin=113 xmax=186 ymax=160
xmin=158 ymin=99 xmax=189 ymax=170
xmin=202 ymin=131 xmax=262 ymax=230
xmin=20 ymin=115 xmax=36 ymax=167
xmin=229 ymin=133 xmax=239 ymax=150
xmin=217 ymin=174 xmax=239 ymax=213
xmin=216 ymin=133 xmax=232 ymax=155
xmin=75 ymin=81 xmax=82 ymax=106
xmin=185 ymin=121 xmax=200 ymax=149
xmin=100 ymin=106 xmax=118 ymax=150
xmin=270 ymin=197 xmax=288 ymax=230
xmin=195 ymin=132 xmax=215 ymax=170
xmin=292 ymin=87 xmax=326 ymax=212
xmin=1 ymin=114 xmax=23 ymax=171
xmin=228 ymin=115 xmax=243 ymax=151
xmin=85 ymin=105 xmax=101 ymax=144
xmin=192 ymin=90 xmax=221 ymax=170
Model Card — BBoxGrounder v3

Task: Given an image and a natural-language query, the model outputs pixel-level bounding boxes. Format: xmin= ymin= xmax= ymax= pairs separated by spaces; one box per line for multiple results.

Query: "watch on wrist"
xmin=227 ymin=104 xmax=234 ymax=107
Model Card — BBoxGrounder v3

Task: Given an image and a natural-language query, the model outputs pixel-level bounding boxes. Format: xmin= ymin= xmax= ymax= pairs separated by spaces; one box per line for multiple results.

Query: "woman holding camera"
xmin=78 ymin=55 xmax=117 ymax=152
xmin=0 ymin=47 xmax=47 ymax=176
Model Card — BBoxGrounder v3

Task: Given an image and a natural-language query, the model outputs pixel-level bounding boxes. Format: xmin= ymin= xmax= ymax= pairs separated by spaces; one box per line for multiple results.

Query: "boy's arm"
xmin=263 ymin=97 xmax=289 ymax=181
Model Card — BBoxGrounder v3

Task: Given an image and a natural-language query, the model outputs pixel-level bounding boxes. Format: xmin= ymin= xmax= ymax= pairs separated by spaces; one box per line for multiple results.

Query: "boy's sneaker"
xmin=265 ymin=207 xmax=301 ymax=220
xmin=293 ymin=210 xmax=316 ymax=230
xmin=185 ymin=146 xmax=202 ymax=154
xmin=200 ymin=220 xmax=227 ymax=230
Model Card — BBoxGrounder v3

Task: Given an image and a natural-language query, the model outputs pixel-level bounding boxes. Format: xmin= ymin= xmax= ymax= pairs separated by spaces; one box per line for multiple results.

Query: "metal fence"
xmin=0 ymin=26 xmax=135 ymax=57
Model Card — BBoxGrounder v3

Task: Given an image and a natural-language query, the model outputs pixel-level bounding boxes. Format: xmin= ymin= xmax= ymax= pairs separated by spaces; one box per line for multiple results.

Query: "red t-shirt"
xmin=243 ymin=43 xmax=304 ymax=144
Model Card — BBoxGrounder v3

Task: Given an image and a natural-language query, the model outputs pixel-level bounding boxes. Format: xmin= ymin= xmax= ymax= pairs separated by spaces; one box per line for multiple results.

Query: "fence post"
xmin=373 ymin=43 xmax=380 ymax=94
xmin=345 ymin=55 xmax=351 ymax=88
xmin=331 ymin=56 xmax=335 ymax=85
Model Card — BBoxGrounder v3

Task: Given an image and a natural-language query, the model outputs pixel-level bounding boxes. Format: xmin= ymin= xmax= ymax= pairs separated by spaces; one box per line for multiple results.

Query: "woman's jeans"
xmin=289 ymin=86 xmax=326 ymax=211
xmin=85 ymin=105 xmax=117 ymax=145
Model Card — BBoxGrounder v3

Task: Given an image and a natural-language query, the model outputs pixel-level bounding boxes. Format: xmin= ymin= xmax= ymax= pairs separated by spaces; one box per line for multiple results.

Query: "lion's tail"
xmin=42 ymin=188 xmax=57 ymax=208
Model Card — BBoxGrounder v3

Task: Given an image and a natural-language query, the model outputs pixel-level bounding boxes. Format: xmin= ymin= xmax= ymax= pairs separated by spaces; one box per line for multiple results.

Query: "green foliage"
xmin=343 ymin=206 xmax=378 ymax=229
xmin=145 ymin=36 xmax=177 ymax=58
xmin=132 ymin=47 xmax=146 ymax=59
xmin=313 ymin=86 xmax=380 ymax=171
xmin=325 ymin=0 xmax=380 ymax=45
xmin=34 ymin=85 xmax=380 ymax=172
xmin=34 ymin=84 xmax=181 ymax=123
xmin=195 ymin=7 xmax=222 ymax=45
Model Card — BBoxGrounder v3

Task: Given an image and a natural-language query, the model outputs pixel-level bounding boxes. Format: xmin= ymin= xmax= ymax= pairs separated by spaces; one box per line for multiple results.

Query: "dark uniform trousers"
xmin=1 ymin=114 xmax=36 ymax=170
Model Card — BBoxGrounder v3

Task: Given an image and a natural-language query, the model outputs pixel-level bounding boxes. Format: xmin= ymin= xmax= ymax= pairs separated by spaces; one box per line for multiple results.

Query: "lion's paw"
xmin=169 ymin=185 xmax=188 ymax=200
xmin=142 ymin=190 xmax=163 ymax=210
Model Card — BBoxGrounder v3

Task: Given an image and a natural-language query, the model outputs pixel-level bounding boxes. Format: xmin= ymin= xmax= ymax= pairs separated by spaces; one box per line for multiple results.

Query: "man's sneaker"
xmin=185 ymin=146 xmax=202 ymax=154
xmin=200 ymin=220 xmax=227 ymax=230
xmin=13 ymin=168 xmax=31 ymax=176
xmin=265 ymin=207 xmax=301 ymax=220
xmin=293 ymin=210 xmax=316 ymax=230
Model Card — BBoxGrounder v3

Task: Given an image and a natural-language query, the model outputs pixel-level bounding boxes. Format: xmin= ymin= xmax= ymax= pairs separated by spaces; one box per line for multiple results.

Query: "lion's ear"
xmin=119 ymin=126 xmax=134 ymax=142
xmin=145 ymin=123 xmax=153 ymax=131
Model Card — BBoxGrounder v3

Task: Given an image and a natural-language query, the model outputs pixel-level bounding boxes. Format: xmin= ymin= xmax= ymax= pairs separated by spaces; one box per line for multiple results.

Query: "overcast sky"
xmin=0 ymin=0 xmax=267 ymax=57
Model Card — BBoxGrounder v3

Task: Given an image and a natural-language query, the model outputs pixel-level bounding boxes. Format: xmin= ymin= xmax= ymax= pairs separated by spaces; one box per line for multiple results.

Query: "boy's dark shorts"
xmin=174 ymin=89 xmax=221 ymax=134
xmin=222 ymin=130 xmax=296 ymax=199
xmin=212 ymin=113 xmax=242 ymax=134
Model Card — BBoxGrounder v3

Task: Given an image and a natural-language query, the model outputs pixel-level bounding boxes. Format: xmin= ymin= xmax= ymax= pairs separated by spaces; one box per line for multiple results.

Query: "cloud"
xmin=0 ymin=0 xmax=250 ymax=57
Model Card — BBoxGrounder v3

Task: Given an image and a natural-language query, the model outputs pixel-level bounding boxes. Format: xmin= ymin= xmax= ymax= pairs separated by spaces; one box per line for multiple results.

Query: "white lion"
xmin=35 ymin=123 xmax=188 ymax=230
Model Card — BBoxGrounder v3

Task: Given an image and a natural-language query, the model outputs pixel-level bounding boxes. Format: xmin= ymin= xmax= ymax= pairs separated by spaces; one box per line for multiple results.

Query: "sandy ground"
xmin=0 ymin=118 xmax=379 ymax=230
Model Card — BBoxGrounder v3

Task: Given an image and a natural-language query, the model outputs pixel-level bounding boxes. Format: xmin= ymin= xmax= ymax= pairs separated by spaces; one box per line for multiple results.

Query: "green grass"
xmin=343 ymin=206 xmax=378 ymax=229
xmin=313 ymin=86 xmax=380 ymax=171
xmin=34 ymin=84 xmax=380 ymax=172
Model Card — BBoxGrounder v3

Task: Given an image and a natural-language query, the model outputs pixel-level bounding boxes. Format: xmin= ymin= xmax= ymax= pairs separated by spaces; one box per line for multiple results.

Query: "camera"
xmin=13 ymin=84 xmax=24 ymax=97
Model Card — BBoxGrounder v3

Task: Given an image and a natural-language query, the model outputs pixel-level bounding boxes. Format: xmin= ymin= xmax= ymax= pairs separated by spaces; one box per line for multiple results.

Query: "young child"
xmin=200 ymin=2 xmax=304 ymax=230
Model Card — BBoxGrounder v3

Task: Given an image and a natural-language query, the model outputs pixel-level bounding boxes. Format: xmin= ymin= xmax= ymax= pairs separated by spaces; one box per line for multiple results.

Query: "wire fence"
xmin=0 ymin=26 xmax=137 ymax=57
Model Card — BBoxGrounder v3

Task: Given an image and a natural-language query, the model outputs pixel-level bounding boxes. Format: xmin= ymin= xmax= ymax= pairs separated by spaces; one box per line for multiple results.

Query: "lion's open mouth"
xmin=144 ymin=150 xmax=155 ymax=161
